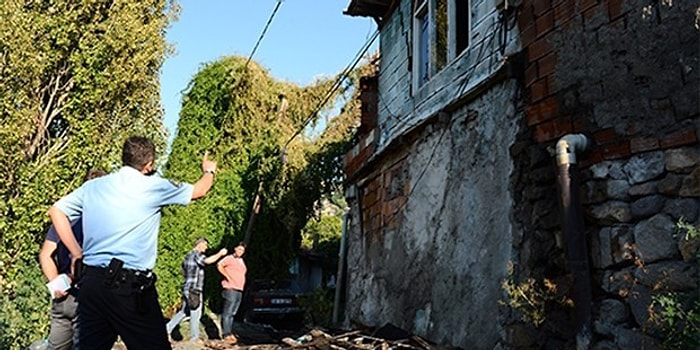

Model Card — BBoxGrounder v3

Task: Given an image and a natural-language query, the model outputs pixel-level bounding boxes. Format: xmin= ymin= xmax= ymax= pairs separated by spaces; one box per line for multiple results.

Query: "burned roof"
xmin=344 ymin=0 xmax=395 ymax=21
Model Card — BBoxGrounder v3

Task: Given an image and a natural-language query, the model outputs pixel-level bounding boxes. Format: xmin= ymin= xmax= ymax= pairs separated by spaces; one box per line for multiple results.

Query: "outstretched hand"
xmin=219 ymin=248 xmax=228 ymax=256
xmin=202 ymin=151 xmax=217 ymax=173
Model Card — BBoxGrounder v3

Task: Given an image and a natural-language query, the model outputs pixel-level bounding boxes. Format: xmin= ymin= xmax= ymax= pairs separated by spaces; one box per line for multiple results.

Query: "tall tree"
xmin=156 ymin=54 xmax=367 ymax=312
xmin=0 ymin=1 xmax=178 ymax=347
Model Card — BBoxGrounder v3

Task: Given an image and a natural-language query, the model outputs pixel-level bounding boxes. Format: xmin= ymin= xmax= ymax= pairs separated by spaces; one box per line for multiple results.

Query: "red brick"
xmin=660 ymin=129 xmax=698 ymax=149
xmin=533 ymin=119 xmax=573 ymax=143
xmin=593 ymin=128 xmax=617 ymax=145
xmin=539 ymin=96 xmax=559 ymax=119
xmin=528 ymin=37 xmax=553 ymax=61
xmin=630 ymin=137 xmax=660 ymax=154
xmin=580 ymin=0 xmax=599 ymax=12
xmin=527 ymin=99 xmax=557 ymax=126
xmin=581 ymin=149 xmax=604 ymax=168
xmin=533 ymin=0 xmax=552 ymax=17
xmin=526 ymin=104 xmax=541 ymax=126
xmin=525 ymin=63 xmax=538 ymax=87
xmin=547 ymin=74 xmax=557 ymax=94
xmin=538 ymin=52 xmax=557 ymax=77
xmin=583 ymin=5 xmax=600 ymax=22
xmin=554 ymin=0 xmax=576 ymax=25
xmin=530 ymin=78 xmax=549 ymax=102
xmin=602 ymin=141 xmax=631 ymax=160
xmin=536 ymin=10 xmax=555 ymax=37
xmin=521 ymin=24 xmax=538 ymax=47
xmin=518 ymin=3 xmax=536 ymax=28
xmin=608 ymin=0 xmax=625 ymax=20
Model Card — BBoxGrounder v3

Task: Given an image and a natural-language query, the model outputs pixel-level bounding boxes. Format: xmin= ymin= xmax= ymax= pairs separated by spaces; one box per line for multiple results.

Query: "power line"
xmin=283 ymin=29 xmax=379 ymax=149
xmin=245 ymin=0 xmax=284 ymax=69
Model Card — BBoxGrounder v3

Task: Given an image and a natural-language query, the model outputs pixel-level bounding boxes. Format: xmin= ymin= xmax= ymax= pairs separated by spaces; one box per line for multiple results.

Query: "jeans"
xmin=48 ymin=294 xmax=78 ymax=350
xmin=220 ymin=289 xmax=242 ymax=337
xmin=166 ymin=291 xmax=202 ymax=340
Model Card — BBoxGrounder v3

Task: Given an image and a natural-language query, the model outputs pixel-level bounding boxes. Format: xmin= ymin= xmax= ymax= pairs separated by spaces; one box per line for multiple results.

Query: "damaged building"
xmin=340 ymin=0 xmax=699 ymax=349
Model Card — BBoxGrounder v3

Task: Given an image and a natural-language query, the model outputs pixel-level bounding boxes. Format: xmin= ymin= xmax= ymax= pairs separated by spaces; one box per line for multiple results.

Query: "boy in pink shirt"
xmin=217 ymin=242 xmax=247 ymax=344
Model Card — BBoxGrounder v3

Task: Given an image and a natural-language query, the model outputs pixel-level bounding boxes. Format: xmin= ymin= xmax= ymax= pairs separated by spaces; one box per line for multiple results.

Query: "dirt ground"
xmin=163 ymin=311 xmax=305 ymax=350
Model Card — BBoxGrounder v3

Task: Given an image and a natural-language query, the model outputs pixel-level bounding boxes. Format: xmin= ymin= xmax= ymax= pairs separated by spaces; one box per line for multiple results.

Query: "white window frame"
xmin=412 ymin=0 xmax=471 ymax=92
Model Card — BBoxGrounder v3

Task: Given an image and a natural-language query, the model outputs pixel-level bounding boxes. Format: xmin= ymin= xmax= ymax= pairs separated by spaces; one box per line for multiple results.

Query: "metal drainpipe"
xmin=555 ymin=133 xmax=593 ymax=350
xmin=332 ymin=211 xmax=349 ymax=325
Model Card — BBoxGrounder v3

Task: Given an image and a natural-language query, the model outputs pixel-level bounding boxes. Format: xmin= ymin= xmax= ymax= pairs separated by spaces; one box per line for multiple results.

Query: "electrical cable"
xmin=282 ymin=29 xmax=379 ymax=149
xmin=245 ymin=0 xmax=284 ymax=69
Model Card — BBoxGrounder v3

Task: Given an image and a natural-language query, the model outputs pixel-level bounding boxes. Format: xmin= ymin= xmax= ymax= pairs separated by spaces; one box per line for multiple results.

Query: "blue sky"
xmin=160 ymin=0 xmax=377 ymax=143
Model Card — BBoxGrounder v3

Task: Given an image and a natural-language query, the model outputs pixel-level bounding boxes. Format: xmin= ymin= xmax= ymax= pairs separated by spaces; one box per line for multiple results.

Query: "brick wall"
xmin=520 ymin=0 xmax=698 ymax=158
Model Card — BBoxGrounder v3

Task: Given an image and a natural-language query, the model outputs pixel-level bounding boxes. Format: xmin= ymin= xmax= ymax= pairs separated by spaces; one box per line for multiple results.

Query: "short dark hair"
xmin=83 ymin=169 xmax=107 ymax=182
xmin=122 ymin=136 xmax=155 ymax=170
xmin=237 ymin=242 xmax=247 ymax=248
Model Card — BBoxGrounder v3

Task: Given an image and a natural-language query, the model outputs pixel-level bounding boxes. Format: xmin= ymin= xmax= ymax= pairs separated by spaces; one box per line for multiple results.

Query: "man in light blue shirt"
xmin=49 ymin=136 xmax=217 ymax=350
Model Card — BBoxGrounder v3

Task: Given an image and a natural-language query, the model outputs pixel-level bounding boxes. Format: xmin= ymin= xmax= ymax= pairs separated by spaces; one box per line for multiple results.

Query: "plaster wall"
xmin=345 ymin=80 xmax=522 ymax=349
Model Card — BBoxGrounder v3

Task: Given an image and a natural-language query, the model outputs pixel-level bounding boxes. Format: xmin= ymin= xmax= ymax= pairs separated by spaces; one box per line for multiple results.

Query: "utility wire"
xmin=245 ymin=0 xmax=284 ymax=69
xmin=283 ymin=29 xmax=379 ymax=149
xmin=209 ymin=0 xmax=284 ymax=151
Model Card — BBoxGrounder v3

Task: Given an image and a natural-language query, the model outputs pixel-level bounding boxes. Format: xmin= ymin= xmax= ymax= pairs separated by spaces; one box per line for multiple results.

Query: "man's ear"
xmin=142 ymin=160 xmax=154 ymax=174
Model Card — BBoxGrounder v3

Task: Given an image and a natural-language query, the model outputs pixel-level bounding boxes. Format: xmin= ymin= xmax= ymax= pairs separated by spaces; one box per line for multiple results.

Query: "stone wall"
xmin=505 ymin=0 xmax=700 ymax=348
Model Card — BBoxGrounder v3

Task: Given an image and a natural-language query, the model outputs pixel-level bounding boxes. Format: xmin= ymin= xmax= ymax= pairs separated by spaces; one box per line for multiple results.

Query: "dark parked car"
xmin=240 ymin=279 xmax=305 ymax=328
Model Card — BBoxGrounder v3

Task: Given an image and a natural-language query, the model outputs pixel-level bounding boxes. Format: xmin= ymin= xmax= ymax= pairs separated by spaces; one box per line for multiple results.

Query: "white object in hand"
xmin=46 ymin=274 xmax=71 ymax=296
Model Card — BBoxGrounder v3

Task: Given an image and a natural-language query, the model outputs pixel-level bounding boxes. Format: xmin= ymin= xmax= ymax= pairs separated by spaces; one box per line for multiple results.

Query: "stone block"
xmin=589 ymin=201 xmax=632 ymax=224
xmin=634 ymin=261 xmax=698 ymax=291
xmin=601 ymin=268 xmax=635 ymax=295
xmin=657 ymin=173 xmax=682 ymax=195
xmin=679 ymin=167 xmax=700 ymax=197
xmin=623 ymin=151 xmax=665 ymax=185
xmin=633 ymin=214 xmax=678 ymax=263
xmin=665 ymin=147 xmax=700 ymax=173
xmin=663 ymin=198 xmax=699 ymax=223
xmin=628 ymin=181 xmax=658 ymax=197
xmin=630 ymin=195 xmax=664 ymax=220
xmin=678 ymin=231 xmax=700 ymax=263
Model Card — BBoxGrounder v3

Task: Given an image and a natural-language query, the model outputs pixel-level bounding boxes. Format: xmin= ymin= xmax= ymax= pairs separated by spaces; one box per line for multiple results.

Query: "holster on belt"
xmin=135 ymin=271 xmax=156 ymax=314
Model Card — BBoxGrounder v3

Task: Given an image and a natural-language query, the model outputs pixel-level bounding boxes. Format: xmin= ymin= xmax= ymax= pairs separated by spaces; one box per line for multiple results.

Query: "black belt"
xmin=83 ymin=264 xmax=155 ymax=286
xmin=83 ymin=263 xmax=157 ymax=313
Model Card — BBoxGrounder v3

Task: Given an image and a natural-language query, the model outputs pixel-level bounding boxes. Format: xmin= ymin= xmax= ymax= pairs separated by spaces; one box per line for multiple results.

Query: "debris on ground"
xmin=198 ymin=323 xmax=447 ymax=350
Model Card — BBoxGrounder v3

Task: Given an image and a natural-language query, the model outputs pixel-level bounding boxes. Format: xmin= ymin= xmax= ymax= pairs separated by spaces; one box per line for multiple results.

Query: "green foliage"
xmin=298 ymin=287 xmax=335 ymax=327
xmin=0 ymin=0 xmax=177 ymax=348
xmin=500 ymin=262 xmax=573 ymax=327
xmin=301 ymin=210 xmax=344 ymax=273
xmin=157 ymin=55 xmax=363 ymax=312
xmin=648 ymin=219 xmax=700 ymax=349
xmin=649 ymin=293 xmax=700 ymax=349
xmin=0 ymin=261 xmax=51 ymax=349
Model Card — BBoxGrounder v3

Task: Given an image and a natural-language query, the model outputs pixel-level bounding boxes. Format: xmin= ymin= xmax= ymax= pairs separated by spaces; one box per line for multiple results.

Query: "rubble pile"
xmin=203 ymin=325 xmax=448 ymax=350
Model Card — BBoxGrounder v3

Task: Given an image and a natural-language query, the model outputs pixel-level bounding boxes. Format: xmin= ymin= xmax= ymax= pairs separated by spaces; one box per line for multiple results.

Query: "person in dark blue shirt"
xmin=39 ymin=169 xmax=106 ymax=350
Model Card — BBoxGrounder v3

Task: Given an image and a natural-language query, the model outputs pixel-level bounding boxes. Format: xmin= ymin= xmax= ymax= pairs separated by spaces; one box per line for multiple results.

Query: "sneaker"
xmin=224 ymin=335 xmax=237 ymax=344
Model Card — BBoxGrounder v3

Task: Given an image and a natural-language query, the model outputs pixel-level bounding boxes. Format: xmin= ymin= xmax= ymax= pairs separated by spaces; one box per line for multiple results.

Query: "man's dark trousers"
xmin=78 ymin=268 xmax=171 ymax=350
